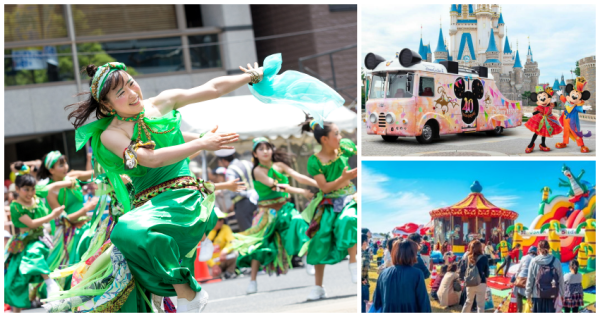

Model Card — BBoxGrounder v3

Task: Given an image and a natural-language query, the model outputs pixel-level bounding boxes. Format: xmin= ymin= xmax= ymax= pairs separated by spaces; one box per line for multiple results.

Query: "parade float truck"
xmin=364 ymin=48 xmax=523 ymax=143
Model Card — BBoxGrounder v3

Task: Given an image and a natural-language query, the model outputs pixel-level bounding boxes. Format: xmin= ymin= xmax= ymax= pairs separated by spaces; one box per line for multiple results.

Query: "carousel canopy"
xmin=429 ymin=181 xmax=518 ymax=220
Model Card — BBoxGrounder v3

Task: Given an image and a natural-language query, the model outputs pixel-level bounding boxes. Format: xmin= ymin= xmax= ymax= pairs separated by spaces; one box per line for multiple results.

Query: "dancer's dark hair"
xmin=299 ymin=113 xmax=334 ymax=144
xmin=15 ymin=174 xmax=37 ymax=188
xmin=251 ymin=141 xmax=294 ymax=176
xmin=37 ymin=153 xmax=67 ymax=180
xmin=65 ymin=64 xmax=127 ymax=129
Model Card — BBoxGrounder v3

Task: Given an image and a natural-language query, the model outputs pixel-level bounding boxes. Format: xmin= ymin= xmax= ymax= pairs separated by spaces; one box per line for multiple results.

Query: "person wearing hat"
xmin=513 ymin=246 xmax=538 ymax=312
xmin=215 ymin=148 xmax=258 ymax=231
xmin=206 ymin=208 xmax=238 ymax=280
xmin=233 ymin=137 xmax=318 ymax=294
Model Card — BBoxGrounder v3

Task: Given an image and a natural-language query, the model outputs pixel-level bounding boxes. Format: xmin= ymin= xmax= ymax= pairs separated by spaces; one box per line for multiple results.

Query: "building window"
xmin=328 ymin=5 xmax=357 ymax=12
xmin=72 ymin=5 xmax=177 ymax=37
xmin=184 ymin=5 xmax=203 ymax=28
xmin=77 ymin=37 xmax=184 ymax=75
xmin=5 ymin=5 xmax=68 ymax=42
xmin=4 ymin=45 xmax=74 ymax=86
xmin=188 ymin=34 xmax=221 ymax=69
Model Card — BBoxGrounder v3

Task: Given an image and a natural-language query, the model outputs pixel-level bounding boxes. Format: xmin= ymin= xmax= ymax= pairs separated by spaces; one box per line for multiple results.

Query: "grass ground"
xmin=366 ymin=260 xmax=596 ymax=313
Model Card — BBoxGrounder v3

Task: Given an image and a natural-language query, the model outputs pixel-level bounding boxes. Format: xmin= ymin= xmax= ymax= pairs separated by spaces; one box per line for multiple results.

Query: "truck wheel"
xmin=381 ymin=135 xmax=398 ymax=142
xmin=486 ymin=126 xmax=504 ymax=136
xmin=416 ymin=123 xmax=435 ymax=144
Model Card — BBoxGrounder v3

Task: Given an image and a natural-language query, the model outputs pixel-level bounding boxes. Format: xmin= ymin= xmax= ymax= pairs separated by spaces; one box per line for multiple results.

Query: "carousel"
xmin=429 ymin=181 xmax=518 ymax=252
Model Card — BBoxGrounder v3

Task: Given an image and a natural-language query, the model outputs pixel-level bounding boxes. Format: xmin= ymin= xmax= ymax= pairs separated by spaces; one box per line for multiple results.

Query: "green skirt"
xmin=110 ymin=188 xmax=217 ymax=298
xmin=306 ymin=199 xmax=357 ymax=265
xmin=236 ymin=202 xmax=309 ymax=270
xmin=4 ymin=240 xmax=51 ymax=309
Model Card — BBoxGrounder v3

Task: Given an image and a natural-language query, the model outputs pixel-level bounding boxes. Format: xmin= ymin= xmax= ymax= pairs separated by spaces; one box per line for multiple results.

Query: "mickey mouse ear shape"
xmin=399 ymin=48 xmax=422 ymax=67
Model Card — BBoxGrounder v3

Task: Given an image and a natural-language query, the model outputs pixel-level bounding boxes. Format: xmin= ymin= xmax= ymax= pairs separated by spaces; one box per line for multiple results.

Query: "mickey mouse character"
xmin=454 ymin=77 xmax=484 ymax=125
xmin=555 ymin=76 xmax=592 ymax=153
xmin=524 ymin=86 xmax=562 ymax=153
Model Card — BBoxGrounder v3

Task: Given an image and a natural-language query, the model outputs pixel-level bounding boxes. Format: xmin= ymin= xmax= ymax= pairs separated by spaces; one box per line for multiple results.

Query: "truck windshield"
xmin=386 ymin=72 xmax=413 ymax=98
xmin=370 ymin=74 xmax=386 ymax=99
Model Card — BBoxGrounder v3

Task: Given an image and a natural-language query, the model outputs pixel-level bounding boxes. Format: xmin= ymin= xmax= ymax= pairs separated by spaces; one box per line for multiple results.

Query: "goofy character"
xmin=524 ymin=86 xmax=562 ymax=153
xmin=555 ymin=76 xmax=592 ymax=153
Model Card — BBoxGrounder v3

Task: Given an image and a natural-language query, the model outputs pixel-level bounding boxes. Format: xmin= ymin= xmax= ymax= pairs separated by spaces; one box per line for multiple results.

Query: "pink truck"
xmin=365 ymin=48 xmax=522 ymax=143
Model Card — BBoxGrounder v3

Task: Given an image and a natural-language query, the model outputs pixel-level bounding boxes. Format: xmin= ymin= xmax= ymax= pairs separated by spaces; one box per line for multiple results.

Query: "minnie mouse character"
xmin=454 ymin=77 xmax=484 ymax=125
xmin=524 ymin=86 xmax=562 ymax=153
xmin=555 ymin=76 xmax=592 ymax=153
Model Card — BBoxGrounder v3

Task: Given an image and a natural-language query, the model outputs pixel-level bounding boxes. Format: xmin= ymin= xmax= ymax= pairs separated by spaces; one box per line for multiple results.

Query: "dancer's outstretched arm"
xmin=102 ymin=125 xmax=238 ymax=168
xmin=66 ymin=170 xmax=94 ymax=181
xmin=152 ymin=63 xmax=263 ymax=112
xmin=278 ymin=162 xmax=318 ymax=187
xmin=18 ymin=205 xmax=64 ymax=229
xmin=313 ymin=167 xmax=357 ymax=194
xmin=254 ymin=165 xmax=313 ymax=200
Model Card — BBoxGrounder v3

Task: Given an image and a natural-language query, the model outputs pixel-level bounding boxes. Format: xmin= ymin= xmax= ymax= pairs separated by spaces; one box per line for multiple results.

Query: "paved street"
xmin=202 ymin=260 xmax=357 ymax=313
xmin=22 ymin=260 xmax=357 ymax=313
xmin=362 ymin=120 xmax=596 ymax=156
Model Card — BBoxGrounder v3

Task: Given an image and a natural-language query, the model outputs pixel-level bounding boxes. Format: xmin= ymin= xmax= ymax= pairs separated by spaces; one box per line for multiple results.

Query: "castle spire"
xmin=503 ymin=34 xmax=512 ymax=54
xmin=434 ymin=26 xmax=447 ymax=53
xmin=486 ymin=28 xmax=499 ymax=52
xmin=513 ymin=49 xmax=523 ymax=68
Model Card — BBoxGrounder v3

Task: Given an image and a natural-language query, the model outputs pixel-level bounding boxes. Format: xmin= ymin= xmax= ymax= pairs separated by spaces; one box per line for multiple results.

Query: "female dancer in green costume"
xmin=300 ymin=118 xmax=358 ymax=300
xmin=235 ymin=137 xmax=317 ymax=294
xmin=37 ymin=151 xmax=98 ymax=290
xmin=4 ymin=174 xmax=74 ymax=312
xmin=45 ymin=61 xmax=263 ymax=313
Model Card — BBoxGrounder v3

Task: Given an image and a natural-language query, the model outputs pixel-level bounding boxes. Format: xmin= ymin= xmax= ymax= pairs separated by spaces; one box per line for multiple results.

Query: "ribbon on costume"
xmin=45 ymin=151 xmax=63 ymax=169
xmin=537 ymin=115 xmax=554 ymax=135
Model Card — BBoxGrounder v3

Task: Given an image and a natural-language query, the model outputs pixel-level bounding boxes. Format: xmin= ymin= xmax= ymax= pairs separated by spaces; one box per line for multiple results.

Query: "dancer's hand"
xmin=84 ymin=197 xmax=100 ymax=212
xmin=302 ymin=189 xmax=314 ymax=201
xmin=50 ymin=205 xmax=65 ymax=219
xmin=341 ymin=167 xmax=358 ymax=181
xmin=199 ymin=125 xmax=239 ymax=151
xmin=221 ymin=178 xmax=246 ymax=192
xmin=212 ymin=265 xmax=222 ymax=277
xmin=239 ymin=62 xmax=263 ymax=83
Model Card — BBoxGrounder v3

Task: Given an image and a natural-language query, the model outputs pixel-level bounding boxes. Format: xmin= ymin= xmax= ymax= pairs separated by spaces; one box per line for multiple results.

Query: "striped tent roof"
xmin=430 ymin=181 xmax=518 ymax=220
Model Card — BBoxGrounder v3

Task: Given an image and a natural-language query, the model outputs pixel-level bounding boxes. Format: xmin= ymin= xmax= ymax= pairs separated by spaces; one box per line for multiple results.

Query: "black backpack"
xmin=536 ymin=257 xmax=559 ymax=299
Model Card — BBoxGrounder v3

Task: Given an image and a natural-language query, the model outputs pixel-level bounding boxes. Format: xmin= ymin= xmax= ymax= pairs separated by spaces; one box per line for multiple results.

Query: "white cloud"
xmin=486 ymin=195 xmax=520 ymax=208
xmin=361 ymin=4 xmax=596 ymax=85
xmin=361 ymin=167 xmax=392 ymax=202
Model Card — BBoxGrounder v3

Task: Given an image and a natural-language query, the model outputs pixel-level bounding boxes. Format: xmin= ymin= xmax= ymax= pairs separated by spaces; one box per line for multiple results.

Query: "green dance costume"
xmin=233 ymin=165 xmax=309 ymax=275
xmin=44 ymin=110 xmax=217 ymax=313
xmin=4 ymin=199 xmax=52 ymax=309
xmin=39 ymin=179 xmax=91 ymax=290
xmin=303 ymin=139 xmax=357 ymax=265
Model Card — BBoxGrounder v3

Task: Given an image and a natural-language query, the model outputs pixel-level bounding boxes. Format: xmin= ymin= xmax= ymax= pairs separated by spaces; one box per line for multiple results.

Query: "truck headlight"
xmin=385 ymin=113 xmax=396 ymax=124
xmin=369 ymin=113 xmax=377 ymax=123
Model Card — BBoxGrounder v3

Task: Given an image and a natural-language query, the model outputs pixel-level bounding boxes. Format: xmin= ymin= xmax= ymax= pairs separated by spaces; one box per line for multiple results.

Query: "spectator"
xmin=444 ymin=251 xmax=457 ymax=265
xmin=496 ymin=244 xmax=520 ymax=277
xmin=421 ymin=236 xmax=431 ymax=269
xmin=504 ymin=234 xmax=512 ymax=249
xmin=526 ymin=240 xmax=564 ymax=313
xmin=216 ymin=149 xmax=258 ymax=231
xmin=484 ymin=241 xmax=497 ymax=265
xmin=381 ymin=238 xmax=397 ymax=271
xmin=442 ymin=240 xmax=450 ymax=253
xmin=430 ymin=264 xmax=448 ymax=301
xmin=361 ymin=234 xmax=370 ymax=313
xmin=206 ymin=208 xmax=237 ymax=280
xmin=376 ymin=244 xmax=384 ymax=266
xmin=461 ymin=240 xmax=489 ymax=313
xmin=513 ymin=246 xmax=537 ymax=312
xmin=371 ymin=240 xmax=432 ymax=312
xmin=438 ymin=263 xmax=461 ymax=308
xmin=563 ymin=260 xmax=583 ymax=313
xmin=408 ymin=233 xmax=431 ymax=279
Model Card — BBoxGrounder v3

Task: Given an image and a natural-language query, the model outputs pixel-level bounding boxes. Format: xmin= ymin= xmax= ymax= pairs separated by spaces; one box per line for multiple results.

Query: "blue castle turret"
xmin=433 ymin=27 xmax=449 ymax=63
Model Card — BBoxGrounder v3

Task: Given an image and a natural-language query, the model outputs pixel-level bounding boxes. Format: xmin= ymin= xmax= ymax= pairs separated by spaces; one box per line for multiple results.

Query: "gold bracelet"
xmin=248 ymin=71 xmax=261 ymax=84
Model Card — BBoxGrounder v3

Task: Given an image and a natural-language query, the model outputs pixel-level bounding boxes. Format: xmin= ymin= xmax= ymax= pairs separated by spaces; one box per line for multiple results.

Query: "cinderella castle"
xmin=418 ymin=4 xmax=541 ymax=102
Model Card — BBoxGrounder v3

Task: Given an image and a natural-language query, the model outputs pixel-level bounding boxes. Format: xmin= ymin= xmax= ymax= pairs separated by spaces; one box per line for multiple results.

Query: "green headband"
xmin=90 ymin=62 xmax=128 ymax=102
xmin=45 ymin=151 xmax=63 ymax=169
xmin=252 ymin=137 xmax=270 ymax=151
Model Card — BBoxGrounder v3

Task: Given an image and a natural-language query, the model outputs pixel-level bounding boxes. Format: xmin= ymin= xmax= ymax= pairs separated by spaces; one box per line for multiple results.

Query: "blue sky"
xmin=362 ymin=161 xmax=596 ymax=234
xmin=362 ymin=4 xmax=596 ymax=85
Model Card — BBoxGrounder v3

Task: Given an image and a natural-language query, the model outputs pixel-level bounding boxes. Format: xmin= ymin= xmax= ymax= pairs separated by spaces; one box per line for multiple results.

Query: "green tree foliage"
xmin=575 ymin=61 xmax=580 ymax=76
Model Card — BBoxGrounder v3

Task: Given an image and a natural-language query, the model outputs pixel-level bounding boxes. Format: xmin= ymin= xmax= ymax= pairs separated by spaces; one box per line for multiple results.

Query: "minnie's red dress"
xmin=525 ymin=105 xmax=563 ymax=137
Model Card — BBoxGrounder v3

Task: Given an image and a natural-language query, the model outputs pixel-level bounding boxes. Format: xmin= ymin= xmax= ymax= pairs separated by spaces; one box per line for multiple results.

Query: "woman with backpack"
xmin=513 ymin=246 xmax=537 ymax=312
xmin=563 ymin=260 xmax=583 ymax=313
xmin=525 ymin=240 xmax=564 ymax=313
xmin=461 ymin=240 xmax=489 ymax=313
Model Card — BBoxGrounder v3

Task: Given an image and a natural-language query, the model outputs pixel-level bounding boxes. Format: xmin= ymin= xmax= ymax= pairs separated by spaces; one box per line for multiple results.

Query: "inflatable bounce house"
xmin=507 ymin=164 xmax=596 ymax=290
